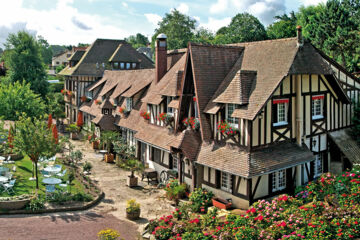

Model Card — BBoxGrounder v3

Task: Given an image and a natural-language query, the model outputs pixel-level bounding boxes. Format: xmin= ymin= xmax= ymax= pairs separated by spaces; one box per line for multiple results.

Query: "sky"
xmin=0 ymin=0 xmax=327 ymax=48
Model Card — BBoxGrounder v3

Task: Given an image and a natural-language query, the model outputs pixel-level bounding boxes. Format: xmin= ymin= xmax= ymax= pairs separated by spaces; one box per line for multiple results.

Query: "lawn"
xmin=0 ymin=156 xmax=85 ymax=197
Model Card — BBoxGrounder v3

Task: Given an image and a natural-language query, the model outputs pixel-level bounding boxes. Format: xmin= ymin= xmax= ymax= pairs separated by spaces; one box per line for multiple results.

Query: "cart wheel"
xmin=160 ymin=170 xmax=168 ymax=184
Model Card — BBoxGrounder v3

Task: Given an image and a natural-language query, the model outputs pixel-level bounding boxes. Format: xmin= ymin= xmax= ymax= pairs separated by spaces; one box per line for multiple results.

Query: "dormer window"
xmin=113 ymin=62 xmax=119 ymax=69
xmin=126 ymin=63 xmax=130 ymax=69
xmin=226 ymin=104 xmax=238 ymax=128
xmin=120 ymin=62 xmax=125 ymax=69
xmin=312 ymin=95 xmax=324 ymax=120
xmin=273 ymin=99 xmax=289 ymax=127
xmin=126 ymin=98 xmax=133 ymax=111
xmin=167 ymin=96 xmax=174 ymax=116
xmin=132 ymin=63 xmax=137 ymax=69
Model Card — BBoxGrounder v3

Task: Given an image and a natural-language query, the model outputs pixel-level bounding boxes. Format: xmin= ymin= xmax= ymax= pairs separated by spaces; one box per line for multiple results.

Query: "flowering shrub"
xmin=140 ymin=111 xmax=150 ymax=120
xmin=97 ymin=228 xmax=121 ymax=240
xmin=158 ymin=112 xmax=168 ymax=122
xmin=164 ymin=179 xmax=187 ymax=202
xmin=189 ymin=188 xmax=214 ymax=213
xmin=150 ymin=167 xmax=360 ymax=240
xmin=217 ymin=120 xmax=239 ymax=136
xmin=183 ymin=117 xmax=200 ymax=130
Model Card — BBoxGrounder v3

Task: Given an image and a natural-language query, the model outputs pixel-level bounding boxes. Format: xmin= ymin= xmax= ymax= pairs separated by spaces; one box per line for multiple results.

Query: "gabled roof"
xmin=100 ymin=98 xmax=114 ymax=109
xmin=59 ymin=39 xmax=153 ymax=77
xmin=68 ymin=50 xmax=86 ymax=61
xmin=92 ymin=115 xmax=117 ymax=131
xmin=109 ymin=43 xmax=154 ymax=68
xmin=197 ymin=141 xmax=315 ymax=178
xmin=187 ymin=43 xmax=244 ymax=141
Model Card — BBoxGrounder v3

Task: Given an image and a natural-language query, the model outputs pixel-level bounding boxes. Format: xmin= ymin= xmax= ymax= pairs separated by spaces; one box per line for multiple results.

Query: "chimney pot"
xmin=296 ymin=26 xmax=303 ymax=47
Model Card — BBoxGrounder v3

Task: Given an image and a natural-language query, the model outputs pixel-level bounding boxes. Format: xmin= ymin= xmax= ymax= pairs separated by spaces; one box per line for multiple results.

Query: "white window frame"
xmin=126 ymin=98 xmax=133 ymax=111
xmin=312 ymin=95 xmax=324 ymax=120
xmin=314 ymin=154 xmax=323 ymax=178
xmin=172 ymin=158 xmax=178 ymax=171
xmin=272 ymin=169 xmax=286 ymax=192
xmin=225 ymin=104 xmax=239 ymax=128
xmin=273 ymin=101 xmax=288 ymax=127
xmin=221 ymin=172 xmax=232 ymax=193
xmin=167 ymin=96 xmax=174 ymax=116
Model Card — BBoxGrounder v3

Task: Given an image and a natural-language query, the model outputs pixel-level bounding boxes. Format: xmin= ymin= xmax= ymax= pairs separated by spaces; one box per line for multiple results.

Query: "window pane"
xmin=226 ymin=104 xmax=238 ymax=126
xmin=278 ymin=103 xmax=286 ymax=122
xmin=132 ymin=63 xmax=137 ymax=69
xmin=126 ymin=63 xmax=130 ymax=69
xmin=120 ymin=63 xmax=125 ymax=69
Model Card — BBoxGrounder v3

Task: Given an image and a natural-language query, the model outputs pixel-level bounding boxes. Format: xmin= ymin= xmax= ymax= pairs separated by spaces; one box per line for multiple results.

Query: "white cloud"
xmin=300 ymin=0 xmax=327 ymax=6
xmin=208 ymin=0 xmax=286 ymax=25
xmin=210 ymin=0 xmax=228 ymax=14
xmin=144 ymin=13 xmax=162 ymax=26
xmin=177 ymin=3 xmax=189 ymax=14
xmin=122 ymin=2 xmax=128 ymax=7
xmin=193 ymin=16 xmax=201 ymax=22
xmin=200 ymin=17 xmax=231 ymax=32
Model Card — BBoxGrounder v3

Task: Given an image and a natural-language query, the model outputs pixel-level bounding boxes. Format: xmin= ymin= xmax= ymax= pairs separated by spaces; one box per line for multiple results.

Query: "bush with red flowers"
xmin=140 ymin=111 xmax=150 ymax=120
xmin=182 ymin=117 xmax=200 ymax=130
xmin=217 ymin=121 xmax=239 ymax=136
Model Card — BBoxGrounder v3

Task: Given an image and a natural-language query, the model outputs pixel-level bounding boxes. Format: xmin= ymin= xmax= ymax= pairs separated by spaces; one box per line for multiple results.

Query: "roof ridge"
xmin=189 ymin=42 xmax=245 ymax=50
xmin=228 ymin=37 xmax=297 ymax=46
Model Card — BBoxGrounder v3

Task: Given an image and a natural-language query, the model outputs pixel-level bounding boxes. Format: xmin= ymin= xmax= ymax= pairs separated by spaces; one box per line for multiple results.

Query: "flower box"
xmin=126 ymin=209 xmax=140 ymax=220
xmin=104 ymin=153 xmax=114 ymax=163
xmin=212 ymin=197 xmax=232 ymax=210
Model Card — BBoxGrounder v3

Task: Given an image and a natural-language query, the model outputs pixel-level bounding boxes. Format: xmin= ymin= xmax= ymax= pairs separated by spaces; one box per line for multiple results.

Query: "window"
xmin=167 ymin=96 xmax=174 ymax=115
xmin=314 ymin=154 xmax=323 ymax=177
xmin=56 ymin=61 xmax=60 ymax=65
xmin=132 ymin=63 xmax=137 ymax=69
xmin=120 ymin=62 xmax=125 ymax=69
xmin=272 ymin=170 xmax=286 ymax=192
xmin=273 ymin=99 xmax=289 ymax=126
xmin=152 ymin=147 xmax=161 ymax=163
xmin=312 ymin=95 xmax=324 ymax=120
xmin=122 ymin=129 xmax=127 ymax=142
xmin=113 ymin=62 xmax=119 ymax=69
xmin=221 ymin=172 xmax=232 ymax=193
xmin=226 ymin=104 xmax=239 ymax=128
xmin=172 ymin=157 xmax=178 ymax=171
xmin=126 ymin=98 xmax=133 ymax=111
xmin=126 ymin=63 xmax=130 ymax=69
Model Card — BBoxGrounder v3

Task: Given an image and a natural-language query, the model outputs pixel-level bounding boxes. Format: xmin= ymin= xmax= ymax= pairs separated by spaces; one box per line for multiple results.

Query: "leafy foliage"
xmin=125 ymin=33 xmax=149 ymax=49
xmin=267 ymin=11 xmax=297 ymax=39
xmin=189 ymin=188 xmax=214 ymax=213
xmin=0 ymin=81 xmax=45 ymax=120
xmin=3 ymin=31 xmax=49 ymax=97
xmin=152 ymin=9 xmax=196 ymax=50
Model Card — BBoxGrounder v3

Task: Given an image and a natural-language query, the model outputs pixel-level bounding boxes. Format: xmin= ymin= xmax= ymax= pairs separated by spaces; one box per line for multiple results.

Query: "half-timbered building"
xmin=79 ymin=28 xmax=360 ymax=209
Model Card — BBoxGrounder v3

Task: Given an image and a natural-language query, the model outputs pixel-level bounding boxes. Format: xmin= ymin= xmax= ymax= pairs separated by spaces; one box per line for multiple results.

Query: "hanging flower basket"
xmin=95 ymin=99 xmax=102 ymax=105
xmin=140 ymin=111 xmax=150 ymax=121
xmin=183 ymin=117 xmax=200 ymax=130
xmin=61 ymin=89 xmax=66 ymax=95
xmin=119 ymin=107 xmax=130 ymax=116
xmin=217 ymin=121 xmax=239 ymax=136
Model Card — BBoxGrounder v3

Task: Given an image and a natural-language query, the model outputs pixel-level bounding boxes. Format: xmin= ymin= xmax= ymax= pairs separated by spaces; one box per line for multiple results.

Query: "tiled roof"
xmin=197 ymin=141 xmax=315 ymax=178
xmin=109 ymin=43 xmax=154 ymax=67
xmin=92 ymin=115 xmax=117 ymax=131
xmin=60 ymin=39 xmax=153 ymax=77
xmin=80 ymin=101 xmax=101 ymax=117
xmin=100 ymin=98 xmax=114 ymax=109
xmin=168 ymin=99 xmax=179 ymax=109
xmin=329 ymin=129 xmax=360 ymax=164
xmin=188 ymin=43 xmax=244 ymax=141
xmin=69 ymin=50 xmax=85 ymax=61
xmin=175 ymin=130 xmax=202 ymax=161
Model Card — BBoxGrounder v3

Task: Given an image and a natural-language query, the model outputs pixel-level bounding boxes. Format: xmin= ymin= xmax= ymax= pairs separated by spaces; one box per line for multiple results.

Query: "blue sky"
xmin=0 ymin=0 xmax=327 ymax=47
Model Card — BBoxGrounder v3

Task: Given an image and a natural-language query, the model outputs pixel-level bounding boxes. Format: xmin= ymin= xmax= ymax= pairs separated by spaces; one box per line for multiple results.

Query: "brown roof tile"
xmin=329 ymin=129 xmax=360 ymax=164
xmin=109 ymin=43 xmax=154 ymax=68
xmin=92 ymin=115 xmax=117 ymax=131
xmin=168 ymin=99 xmax=179 ymax=109
xmin=197 ymin=141 xmax=315 ymax=178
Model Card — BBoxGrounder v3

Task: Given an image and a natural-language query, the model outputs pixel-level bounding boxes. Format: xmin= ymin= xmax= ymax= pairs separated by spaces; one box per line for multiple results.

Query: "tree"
xmin=152 ymin=9 xmax=196 ymax=50
xmin=267 ymin=11 xmax=297 ymax=39
xmin=192 ymin=28 xmax=215 ymax=44
xmin=215 ymin=13 xmax=267 ymax=44
xmin=0 ymin=81 xmax=46 ymax=120
xmin=37 ymin=35 xmax=52 ymax=65
xmin=126 ymin=33 xmax=150 ymax=49
xmin=4 ymin=31 xmax=49 ymax=97
xmin=13 ymin=115 xmax=61 ymax=189
xmin=297 ymin=1 xmax=360 ymax=72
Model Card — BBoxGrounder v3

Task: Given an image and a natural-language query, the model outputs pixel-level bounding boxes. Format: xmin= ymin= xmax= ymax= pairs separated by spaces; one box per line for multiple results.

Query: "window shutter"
xmin=310 ymin=161 xmax=315 ymax=181
xmin=323 ymin=153 xmax=329 ymax=172
xmin=286 ymin=168 xmax=292 ymax=191
xmin=215 ymin=170 xmax=221 ymax=189
xmin=268 ymin=173 xmax=273 ymax=194
xmin=169 ymin=154 xmax=173 ymax=169
xmin=272 ymin=103 xmax=278 ymax=123
xmin=231 ymin=175 xmax=236 ymax=194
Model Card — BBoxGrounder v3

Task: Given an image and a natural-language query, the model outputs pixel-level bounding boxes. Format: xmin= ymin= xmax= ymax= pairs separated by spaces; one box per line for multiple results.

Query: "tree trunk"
xmin=32 ymin=162 xmax=35 ymax=178
xmin=131 ymin=170 xmax=135 ymax=178
xmin=35 ymin=161 xmax=39 ymax=189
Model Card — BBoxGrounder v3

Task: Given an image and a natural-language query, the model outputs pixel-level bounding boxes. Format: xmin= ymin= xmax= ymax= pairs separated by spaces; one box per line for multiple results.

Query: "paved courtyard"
xmin=0 ymin=139 xmax=174 ymax=240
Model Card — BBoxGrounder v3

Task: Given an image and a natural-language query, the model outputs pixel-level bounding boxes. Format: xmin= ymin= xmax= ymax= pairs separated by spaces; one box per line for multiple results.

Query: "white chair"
xmin=41 ymin=170 xmax=51 ymax=178
xmin=45 ymin=185 xmax=55 ymax=198
xmin=57 ymin=169 xmax=67 ymax=177
xmin=3 ymin=179 xmax=15 ymax=194
xmin=5 ymin=172 xmax=12 ymax=180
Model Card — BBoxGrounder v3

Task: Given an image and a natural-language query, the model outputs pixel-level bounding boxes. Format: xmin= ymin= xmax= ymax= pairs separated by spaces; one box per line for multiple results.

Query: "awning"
xmin=168 ymin=99 xmax=179 ymax=109
xmin=329 ymin=129 xmax=360 ymax=164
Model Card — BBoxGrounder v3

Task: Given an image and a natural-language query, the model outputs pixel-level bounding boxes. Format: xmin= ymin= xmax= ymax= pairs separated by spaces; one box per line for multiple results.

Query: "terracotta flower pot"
xmin=92 ymin=140 xmax=99 ymax=149
xmin=104 ymin=153 xmax=114 ymax=163
xmin=212 ymin=197 xmax=232 ymax=210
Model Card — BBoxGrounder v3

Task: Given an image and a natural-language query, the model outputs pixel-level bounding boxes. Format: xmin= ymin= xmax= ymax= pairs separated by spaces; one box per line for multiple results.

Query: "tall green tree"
xmin=192 ymin=27 xmax=215 ymax=44
xmin=13 ymin=115 xmax=61 ymax=189
xmin=0 ymin=81 xmax=46 ymax=120
xmin=152 ymin=9 xmax=196 ymax=50
xmin=214 ymin=13 xmax=267 ymax=44
xmin=46 ymin=92 xmax=65 ymax=120
xmin=37 ymin=35 xmax=52 ymax=65
xmin=126 ymin=33 xmax=150 ymax=49
xmin=297 ymin=1 xmax=360 ymax=72
xmin=267 ymin=11 xmax=297 ymax=39
xmin=4 ymin=31 xmax=49 ymax=97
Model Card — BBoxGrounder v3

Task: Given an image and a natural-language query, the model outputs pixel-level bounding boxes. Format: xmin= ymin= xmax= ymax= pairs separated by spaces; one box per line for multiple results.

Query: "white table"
xmin=0 ymin=176 xmax=8 ymax=184
xmin=42 ymin=178 xmax=61 ymax=185
xmin=44 ymin=166 xmax=61 ymax=174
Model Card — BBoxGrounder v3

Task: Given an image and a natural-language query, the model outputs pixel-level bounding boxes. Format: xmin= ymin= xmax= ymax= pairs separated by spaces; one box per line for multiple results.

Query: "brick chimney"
xmin=296 ymin=25 xmax=303 ymax=47
xmin=155 ymin=33 xmax=167 ymax=83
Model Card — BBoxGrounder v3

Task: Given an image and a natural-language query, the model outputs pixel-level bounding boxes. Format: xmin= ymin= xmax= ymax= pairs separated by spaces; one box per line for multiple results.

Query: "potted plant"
xmin=97 ymin=228 xmax=121 ymax=240
xmin=66 ymin=124 xmax=80 ymax=140
xmin=164 ymin=179 xmax=187 ymax=205
xmin=120 ymin=159 xmax=144 ymax=187
xmin=126 ymin=199 xmax=140 ymax=220
xmin=100 ymin=131 xmax=119 ymax=163
xmin=90 ymin=137 xmax=100 ymax=149
xmin=83 ymin=161 xmax=93 ymax=175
